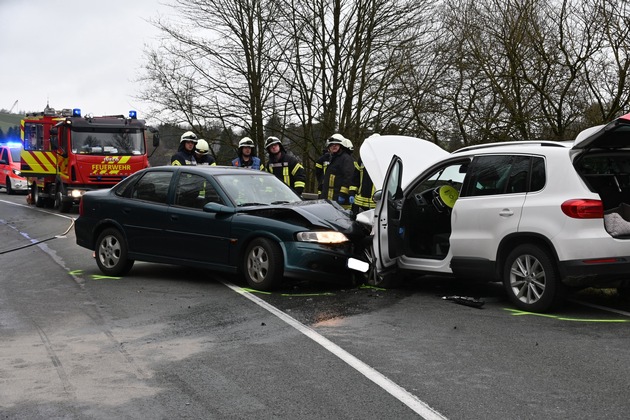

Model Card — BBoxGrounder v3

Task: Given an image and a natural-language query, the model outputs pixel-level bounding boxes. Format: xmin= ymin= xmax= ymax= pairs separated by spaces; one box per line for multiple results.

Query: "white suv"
xmin=357 ymin=114 xmax=630 ymax=312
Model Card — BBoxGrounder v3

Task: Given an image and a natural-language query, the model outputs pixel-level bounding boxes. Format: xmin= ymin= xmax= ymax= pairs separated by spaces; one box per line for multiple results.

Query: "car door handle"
xmin=122 ymin=207 xmax=131 ymax=214
xmin=170 ymin=214 xmax=179 ymax=221
xmin=499 ymin=209 xmax=514 ymax=217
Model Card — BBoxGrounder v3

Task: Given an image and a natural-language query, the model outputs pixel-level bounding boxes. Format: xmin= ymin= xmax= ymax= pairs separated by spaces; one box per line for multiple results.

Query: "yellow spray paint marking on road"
xmin=69 ymin=270 xmax=83 ymax=275
xmin=504 ymin=308 xmax=628 ymax=322
xmin=91 ymin=275 xmax=122 ymax=280
xmin=360 ymin=284 xmax=386 ymax=291
xmin=241 ymin=288 xmax=272 ymax=295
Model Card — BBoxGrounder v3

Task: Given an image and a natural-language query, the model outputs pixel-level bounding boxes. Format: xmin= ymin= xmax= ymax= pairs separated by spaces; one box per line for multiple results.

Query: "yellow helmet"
xmin=195 ymin=139 xmax=210 ymax=155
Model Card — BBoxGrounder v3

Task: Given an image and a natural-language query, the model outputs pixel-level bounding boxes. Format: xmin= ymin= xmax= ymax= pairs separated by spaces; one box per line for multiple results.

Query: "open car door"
xmin=375 ymin=155 xmax=405 ymax=272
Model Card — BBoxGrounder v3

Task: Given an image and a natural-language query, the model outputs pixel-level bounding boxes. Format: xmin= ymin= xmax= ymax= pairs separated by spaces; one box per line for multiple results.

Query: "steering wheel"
xmin=431 ymin=185 xmax=459 ymax=213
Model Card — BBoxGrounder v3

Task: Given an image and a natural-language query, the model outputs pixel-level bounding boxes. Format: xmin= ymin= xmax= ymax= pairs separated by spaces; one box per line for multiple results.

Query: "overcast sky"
xmin=0 ymin=0 xmax=170 ymax=119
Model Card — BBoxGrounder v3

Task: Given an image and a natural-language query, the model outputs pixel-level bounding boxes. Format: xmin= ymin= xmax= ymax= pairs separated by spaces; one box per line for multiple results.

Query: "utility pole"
xmin=8 ymin=100 xmax=18 ymax=114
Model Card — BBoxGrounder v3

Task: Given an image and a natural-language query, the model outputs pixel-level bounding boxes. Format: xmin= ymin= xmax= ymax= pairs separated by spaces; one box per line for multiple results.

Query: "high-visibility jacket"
xmin=353 ymin=159 xmax=376 ymax=210
xmin=321 ymin=151 xmax=354 ymax=208
xmin=266 ymin=152 xmax=306 ymax=196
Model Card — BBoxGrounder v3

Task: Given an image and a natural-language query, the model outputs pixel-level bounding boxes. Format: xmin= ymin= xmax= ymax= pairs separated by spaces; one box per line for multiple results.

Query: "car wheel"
xmin=362 ymin=240 xmax=402 ymax=288
xmin=243 ymin=238 xmax=283 ymax=291
xmin=503 ymin=244 xmax=564 ymax=312
xmin=5 ymin=177 xmax=14 ymax=195
xmin=95 ymin=228 xmax=134 ymax=276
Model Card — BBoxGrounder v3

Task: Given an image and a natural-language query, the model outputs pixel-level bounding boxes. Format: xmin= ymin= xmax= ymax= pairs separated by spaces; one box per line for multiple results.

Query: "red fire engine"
xmin=20 ymin=105 xmax=159 ymax=212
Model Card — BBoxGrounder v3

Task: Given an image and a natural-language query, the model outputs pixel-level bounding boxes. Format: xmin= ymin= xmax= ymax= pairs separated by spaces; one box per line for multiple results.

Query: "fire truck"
xmin=20 ymin=105 xmax=159 ymax=212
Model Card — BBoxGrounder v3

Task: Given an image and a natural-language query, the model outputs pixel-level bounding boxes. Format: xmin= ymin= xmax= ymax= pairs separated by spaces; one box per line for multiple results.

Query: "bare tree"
xmin=140 ymin=0 xmax=283 ymax=159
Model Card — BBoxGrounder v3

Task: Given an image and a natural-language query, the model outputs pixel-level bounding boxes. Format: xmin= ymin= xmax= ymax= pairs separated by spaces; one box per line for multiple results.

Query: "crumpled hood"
xmin=242 ymin=199 xmax=354 ymax=230
xmin=282 ymin=199 xmax=355 ymax=231
xmin=360 ymin=135 xmax=450 ymax=190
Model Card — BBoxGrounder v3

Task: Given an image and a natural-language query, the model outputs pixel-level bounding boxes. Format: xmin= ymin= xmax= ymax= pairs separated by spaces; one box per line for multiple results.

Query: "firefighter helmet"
xmin=180 ymin=131 xmax=198 ymax=143
xmin=239 ymin=137 xmax=255 ymax=149
xmin=265 ymin=136 xmax=282 ymax=149
xmin=326 ymin=133 xmax=345 ymax=147
xmin=342 ymin=138 xmax=354 ymax=151
xmin=195 ymin=139 xmax=210 ymax=155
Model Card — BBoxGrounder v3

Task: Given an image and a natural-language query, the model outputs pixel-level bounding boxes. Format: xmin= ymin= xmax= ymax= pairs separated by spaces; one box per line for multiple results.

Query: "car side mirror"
xmin=203 ymin=202 xmax=236 ymax=214
xmin=372 ymin=189 xmax=382 ymax=202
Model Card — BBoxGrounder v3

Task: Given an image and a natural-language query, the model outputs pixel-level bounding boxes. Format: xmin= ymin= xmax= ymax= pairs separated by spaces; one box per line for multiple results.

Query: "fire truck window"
xmin=25 ymin=124 xmax=44 ymax=151
xmin=72 ymin=129 xmax=145 ymax=155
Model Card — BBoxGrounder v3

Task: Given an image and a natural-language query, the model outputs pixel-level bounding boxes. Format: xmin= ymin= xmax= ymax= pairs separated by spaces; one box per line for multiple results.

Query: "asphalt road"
xmin=1 ymin=191 xmax=630 ymax=419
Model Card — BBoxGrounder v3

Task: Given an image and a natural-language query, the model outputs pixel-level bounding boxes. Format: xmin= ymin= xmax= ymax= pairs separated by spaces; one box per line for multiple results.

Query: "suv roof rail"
xmin=452 ymin=140 xmax=569 ymax=154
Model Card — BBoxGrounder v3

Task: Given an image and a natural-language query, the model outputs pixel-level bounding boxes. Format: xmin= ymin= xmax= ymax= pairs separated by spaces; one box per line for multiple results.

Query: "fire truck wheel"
xmin=32 ymin=184 xmax=45 ymax=208
xmin=54 ymin=187 xmax=72 ymax=213
xmin=95 ymin=228 xmax=135 ymax=276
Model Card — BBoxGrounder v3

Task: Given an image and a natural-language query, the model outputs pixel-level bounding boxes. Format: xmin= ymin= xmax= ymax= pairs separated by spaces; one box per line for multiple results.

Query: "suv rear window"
xmin=461 ymin=155 xmax=545 ymax=197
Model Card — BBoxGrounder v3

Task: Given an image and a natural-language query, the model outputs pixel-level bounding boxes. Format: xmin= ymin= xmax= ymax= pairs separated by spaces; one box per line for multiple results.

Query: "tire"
xmin=95 ymin=228 xmax=134 ymax=276
xmin=55 ymin=186 xmax=72 ymax=213
xmin=362 ymin=240 xmax=402 ymax=288
xmin=33 ymin=184 xmax=45 ymax=207
xmin=503 ymin=244 xmax=564 ymax=312
xmin=5 ymin=177 xmax=14 ymax=195
xmin=242 ymin=238 xmax=283 ymax=291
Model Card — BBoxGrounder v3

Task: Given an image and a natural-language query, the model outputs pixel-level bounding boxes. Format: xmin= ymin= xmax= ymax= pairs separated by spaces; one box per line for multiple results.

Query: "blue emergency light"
xmin=73 ymin=108 xmax=81 ymax=117
xmin=129 ymin=110 xmax=137 ymax=119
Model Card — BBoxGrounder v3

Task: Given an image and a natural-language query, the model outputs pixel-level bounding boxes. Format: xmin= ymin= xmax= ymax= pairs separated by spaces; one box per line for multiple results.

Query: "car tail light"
xmin=561 ymin=199 xmax=603 ymax=219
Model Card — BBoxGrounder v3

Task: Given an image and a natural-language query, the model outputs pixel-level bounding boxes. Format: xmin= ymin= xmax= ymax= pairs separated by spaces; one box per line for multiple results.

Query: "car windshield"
xmin=9 ymin=148 xmax=21 ymax=162
xmin=215 ymin=172 xmax=301 ymax=206
xmin=72 ymin=128 xmax=145 ymax=155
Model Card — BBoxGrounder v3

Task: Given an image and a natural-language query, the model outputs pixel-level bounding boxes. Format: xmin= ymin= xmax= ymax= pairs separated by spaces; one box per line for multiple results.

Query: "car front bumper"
xmin=282 ymin=241 xmax=357 ymax=282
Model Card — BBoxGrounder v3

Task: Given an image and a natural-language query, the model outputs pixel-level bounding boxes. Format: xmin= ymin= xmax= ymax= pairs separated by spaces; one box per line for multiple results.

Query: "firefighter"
xmin=195 ymin=139 xmax=216 ymax=166
xmin=171 ymin=131 xmax=198 ymax=166
xmin=232 ymin=137 xmax=262 ymax=169
xmin=264 ymin=136 xmax=305 ymax=196
xmin=314 ymin=147 xmax=330 ymax=197
xmin=352 ymin=134 xmax=378 ymax=214
xmin=320 ymin=133 xmax=355 ymax=210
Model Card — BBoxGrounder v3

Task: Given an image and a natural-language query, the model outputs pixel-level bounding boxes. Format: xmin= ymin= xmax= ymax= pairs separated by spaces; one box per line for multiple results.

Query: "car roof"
xmin=146 ymin=165 xmax=271 ymax=176
xmin=452 ymin=140 xmax=570 ymax=155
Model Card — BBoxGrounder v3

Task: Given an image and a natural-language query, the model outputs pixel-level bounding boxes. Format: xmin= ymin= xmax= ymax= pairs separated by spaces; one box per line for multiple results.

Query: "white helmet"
xmin=326 ymin=133 xmax=346 ymax=147
xmin=265 ymin=136 xmax=282 ymax=149
xmin=180 ymin=131 xmax=198 ymax=143
xmin=239 ymin=137 xmax=255 ymax=148
xmin=342 ymin=138 xmax=354 ymax=151
xmin=195 ymin=139 xmax=210 ymax=155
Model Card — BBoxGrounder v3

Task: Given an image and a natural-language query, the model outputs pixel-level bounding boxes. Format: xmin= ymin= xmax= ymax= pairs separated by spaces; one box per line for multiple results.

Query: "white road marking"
xmin=224 ymin=281 xmax=448 ymax=420
xmin=569 ymin=298 xmax=630 ymax=317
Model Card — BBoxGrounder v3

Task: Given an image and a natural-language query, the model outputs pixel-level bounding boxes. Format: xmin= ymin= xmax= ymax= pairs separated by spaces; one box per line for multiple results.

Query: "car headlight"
xmin=12 ymin=169 xmax=21 ymax=176
xmin=296 ymin=231 xmax=349 ymax=244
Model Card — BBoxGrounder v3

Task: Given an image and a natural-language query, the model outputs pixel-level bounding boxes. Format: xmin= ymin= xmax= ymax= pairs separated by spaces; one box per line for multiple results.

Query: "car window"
xmin=530 ymin=156 xmax=546 ymax=192
xmin=131 ymin=171 xmax=172 ymax=204
xmin=412 ymin=161 xmax=467 ymax=195
xmin=175 ymin=172 xmax=224 ymax=209
xmin=461 ymin=155 xmax=545 ymax=197
xmin=215 ymin=172 xmax=300 ymax=206
xmin=0 ymin=148 xmax=7 ymax=163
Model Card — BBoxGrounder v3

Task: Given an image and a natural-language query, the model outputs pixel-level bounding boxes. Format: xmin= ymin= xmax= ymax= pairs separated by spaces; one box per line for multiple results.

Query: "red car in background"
xmin=0 ymin=143 xmax=28 ymax=194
